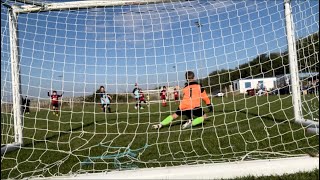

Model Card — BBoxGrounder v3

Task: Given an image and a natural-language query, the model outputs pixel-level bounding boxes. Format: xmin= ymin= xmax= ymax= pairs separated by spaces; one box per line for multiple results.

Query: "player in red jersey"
xmin=160 ymin=86 xmax=167 ymax=107
xmin=48 ymin=90 xmax=63 ymax=116
xmin=139 ymin=88 xmax=147 ymax=109
xmin=173 ymin=88 xmax=179 ymax=103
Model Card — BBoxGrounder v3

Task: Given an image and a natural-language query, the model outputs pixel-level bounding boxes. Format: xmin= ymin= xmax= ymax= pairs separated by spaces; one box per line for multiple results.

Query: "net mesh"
xmin=1 ymin=0 xmax=319 ymax=179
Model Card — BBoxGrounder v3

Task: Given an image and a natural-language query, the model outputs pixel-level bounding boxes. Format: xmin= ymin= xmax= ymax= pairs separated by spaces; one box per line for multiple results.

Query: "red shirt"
xmin=174 ymin=91 xmax=179 ymax=97
xmin=50 ymin=95 xmax=61 ymax=104
xmin=140 ymin=91 xmax=145 ymax=98
xmin=160 ymin=90 xmax=166 ymax=97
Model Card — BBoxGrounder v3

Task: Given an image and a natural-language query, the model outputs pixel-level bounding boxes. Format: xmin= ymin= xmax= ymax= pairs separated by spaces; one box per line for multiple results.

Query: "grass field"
xmin=1 ymin=95 xmax=319 ymax=179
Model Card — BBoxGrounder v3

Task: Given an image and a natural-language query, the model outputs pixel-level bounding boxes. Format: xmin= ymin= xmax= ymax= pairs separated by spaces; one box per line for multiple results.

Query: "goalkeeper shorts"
xmin=175 ymin=107 xmax=204 ymax=119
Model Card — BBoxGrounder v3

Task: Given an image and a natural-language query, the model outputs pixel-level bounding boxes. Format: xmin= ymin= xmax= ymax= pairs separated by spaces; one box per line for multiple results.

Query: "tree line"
xmin=84 ymin=32 xmax=318 ymax=101
xmin=201 ymin=32 xmax=319 ymax=93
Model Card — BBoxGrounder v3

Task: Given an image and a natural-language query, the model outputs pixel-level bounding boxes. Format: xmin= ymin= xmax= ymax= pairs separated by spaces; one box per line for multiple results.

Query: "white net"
xmin=1 ymin=0 xmax=319 ymax=179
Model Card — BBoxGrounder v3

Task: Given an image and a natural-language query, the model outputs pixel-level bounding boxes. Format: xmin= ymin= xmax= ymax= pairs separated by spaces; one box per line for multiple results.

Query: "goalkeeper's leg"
xmin=182 ymin=108 xmax=208 ymax=129
xmin=152 ymin=109 xmax=182 ymax=129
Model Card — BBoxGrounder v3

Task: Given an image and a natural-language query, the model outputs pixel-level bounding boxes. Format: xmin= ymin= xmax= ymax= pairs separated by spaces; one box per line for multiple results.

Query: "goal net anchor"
xmin=1 ymin=143 xmax=22 ymax=156
xmin=302 ymin=119 xmax=319 ymax=135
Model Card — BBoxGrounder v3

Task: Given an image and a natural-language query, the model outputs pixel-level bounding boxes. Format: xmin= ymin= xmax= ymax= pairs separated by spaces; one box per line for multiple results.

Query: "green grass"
xmin=1 ymin=95 xmax=319 ymax=179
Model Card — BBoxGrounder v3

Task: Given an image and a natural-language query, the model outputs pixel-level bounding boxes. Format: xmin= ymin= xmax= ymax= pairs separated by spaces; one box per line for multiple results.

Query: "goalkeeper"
xmin=152 ymin=71 xmax=213 ymax=129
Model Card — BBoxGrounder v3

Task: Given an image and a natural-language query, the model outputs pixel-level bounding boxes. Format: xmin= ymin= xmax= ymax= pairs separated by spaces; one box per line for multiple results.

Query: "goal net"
xmin=1 ymin=0 xmax=319 ymax=179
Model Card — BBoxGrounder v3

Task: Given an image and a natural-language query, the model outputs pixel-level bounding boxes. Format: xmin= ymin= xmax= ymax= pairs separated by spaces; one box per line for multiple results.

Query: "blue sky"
xmin=1 ymin=0 xmax=319 ymax=101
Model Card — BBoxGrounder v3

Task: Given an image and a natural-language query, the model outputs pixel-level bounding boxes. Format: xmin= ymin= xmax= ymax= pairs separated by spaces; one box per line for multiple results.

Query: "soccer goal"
xmin=1 ymin=0 xmax=319 ymax=179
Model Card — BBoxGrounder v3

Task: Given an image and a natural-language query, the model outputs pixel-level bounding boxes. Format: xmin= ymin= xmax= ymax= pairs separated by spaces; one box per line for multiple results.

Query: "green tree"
xmin=202 ymin=32 xmax=318 ymax=93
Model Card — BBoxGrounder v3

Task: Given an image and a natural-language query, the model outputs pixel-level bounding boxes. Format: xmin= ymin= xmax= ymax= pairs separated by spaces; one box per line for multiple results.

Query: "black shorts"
xmin=52 ymin=103 xmax=59 ymax=108
xmin=101 ymin=104 xmax=110 ymax=108
xmin=175 ymin=107 xmax=204 ymax=119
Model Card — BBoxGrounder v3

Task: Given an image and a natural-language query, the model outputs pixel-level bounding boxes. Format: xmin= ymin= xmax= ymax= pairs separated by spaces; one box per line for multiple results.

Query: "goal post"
xmin=284 ymin=0 xmax=319 ymax=132
xmin=285 ymin=0 xmax=302 ymax=123
xmin=1 ymin=5 xmax=23 ymax=155
xmin=1 ymin=0 xmax=319 ymax=179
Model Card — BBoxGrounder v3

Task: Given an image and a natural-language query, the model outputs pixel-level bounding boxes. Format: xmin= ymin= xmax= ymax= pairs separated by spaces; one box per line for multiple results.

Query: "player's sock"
xmin=160 ymin=115 xmax=173 ymax=126
xmin=108 ymin=107 xmax=111 ymax=113
xmin=192 ymin=117 xmax=204 ymax=126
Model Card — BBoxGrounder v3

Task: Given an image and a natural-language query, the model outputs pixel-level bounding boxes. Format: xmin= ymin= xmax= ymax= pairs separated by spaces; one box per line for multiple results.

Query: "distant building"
xmin=232 ymin=73 xmax=319 ymax=94
xmin=232 ymin=77 xmax=277 ymax=93
xmin=276 ymin=72 xmax=319 ymax=88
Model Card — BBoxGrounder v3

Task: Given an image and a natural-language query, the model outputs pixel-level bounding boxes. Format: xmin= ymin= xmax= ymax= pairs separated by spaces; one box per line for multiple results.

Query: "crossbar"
xmin=9 ymin=0 xmax=185 ymax=13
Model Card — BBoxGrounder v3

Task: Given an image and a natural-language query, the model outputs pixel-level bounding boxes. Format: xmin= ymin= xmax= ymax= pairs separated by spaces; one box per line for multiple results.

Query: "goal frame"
xmin=1 ymin=0 xmax=319 ymax=178
xmin=31 ymin=156 xmax=319 ymax=179
xmin=1 ymin=4 xmax=23 ymax=155
xmin=283 ymin=0 xmax=319 ymax=134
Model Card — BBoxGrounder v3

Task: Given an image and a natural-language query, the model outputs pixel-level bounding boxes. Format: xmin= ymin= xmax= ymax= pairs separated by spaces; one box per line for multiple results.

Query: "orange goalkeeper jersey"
xmin=179 ymin=81 xmax=211 ymax=110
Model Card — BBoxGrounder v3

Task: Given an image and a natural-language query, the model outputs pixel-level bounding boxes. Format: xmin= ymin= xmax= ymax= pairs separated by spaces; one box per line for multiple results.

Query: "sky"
xmin=1 ymin=0 xmax=319 ymax=101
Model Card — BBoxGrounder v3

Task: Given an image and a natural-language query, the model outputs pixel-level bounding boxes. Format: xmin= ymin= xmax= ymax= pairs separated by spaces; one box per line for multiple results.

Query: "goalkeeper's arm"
xmin=201 ymin=88 xmax=213 ymax=112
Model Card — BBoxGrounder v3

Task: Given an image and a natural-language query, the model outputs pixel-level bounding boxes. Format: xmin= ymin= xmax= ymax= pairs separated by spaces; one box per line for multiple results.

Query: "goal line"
xmin=32 ymin=156 xmax=319 ymax=179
